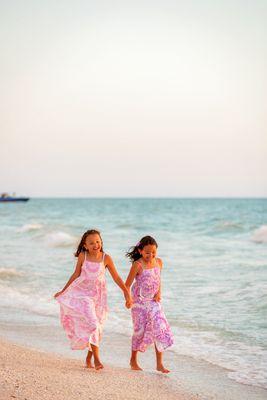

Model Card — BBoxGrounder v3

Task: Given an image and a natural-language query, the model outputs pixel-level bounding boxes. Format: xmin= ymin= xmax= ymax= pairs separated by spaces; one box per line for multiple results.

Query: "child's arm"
xmin=125 ymin=261 xmax=140 ymax=289
xmin=54 ymin=253 xmax=84 ymax=298
xmin=105 ymin=255 xmax=132 ymax=308
xmin=153 ymin=258 xmax=163 ymax=302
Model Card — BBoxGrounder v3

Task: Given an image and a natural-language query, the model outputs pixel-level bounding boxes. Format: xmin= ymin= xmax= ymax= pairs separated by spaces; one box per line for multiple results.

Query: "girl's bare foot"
xmin=156 ymin=364 xmax=170 ymax=373
xmin=130 ymin=359 xmax=143 ymax=371
xmin=85 ymin=351 xmax=93 ymax=368
xmin=94 ymin=358 xmax=104 ymax=370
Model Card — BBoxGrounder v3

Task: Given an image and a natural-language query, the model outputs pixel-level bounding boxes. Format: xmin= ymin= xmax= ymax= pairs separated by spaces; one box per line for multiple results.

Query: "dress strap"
xmin=84 ymin=251 xmax=87 ymax=262
xmin=102 ymin=252 xmax=105 ymax=264
xmin=136 ymin=259 xmax=144 ymax=273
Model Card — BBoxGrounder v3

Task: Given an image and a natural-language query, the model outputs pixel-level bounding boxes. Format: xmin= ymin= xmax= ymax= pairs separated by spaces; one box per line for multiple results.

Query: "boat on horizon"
xmin=0 ymin=193 xmax=30 ymax=202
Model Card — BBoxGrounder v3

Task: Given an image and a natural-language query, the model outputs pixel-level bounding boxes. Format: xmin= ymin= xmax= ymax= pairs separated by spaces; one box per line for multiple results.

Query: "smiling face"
xmin=139 ymin=244 xmax=157 ymax=263
xmin=84 ymin=233 xmax=102 ymax=254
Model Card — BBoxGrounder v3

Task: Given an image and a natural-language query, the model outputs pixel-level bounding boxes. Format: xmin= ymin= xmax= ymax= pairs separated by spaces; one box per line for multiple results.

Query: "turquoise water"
xmin=0 ymin=198 xmax=266 ymax=389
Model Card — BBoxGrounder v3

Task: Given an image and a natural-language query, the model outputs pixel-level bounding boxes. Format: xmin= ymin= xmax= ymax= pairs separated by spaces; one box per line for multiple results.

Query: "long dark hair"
xmin=75 ymin=229 xmax=103 ymax=257
xmin=126 ymin=235 xmax=158 ymax=262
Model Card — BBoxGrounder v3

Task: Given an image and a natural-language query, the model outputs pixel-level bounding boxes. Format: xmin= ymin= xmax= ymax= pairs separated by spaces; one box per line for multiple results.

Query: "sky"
xmin=0 ymin=0 xmax=266 ymax=197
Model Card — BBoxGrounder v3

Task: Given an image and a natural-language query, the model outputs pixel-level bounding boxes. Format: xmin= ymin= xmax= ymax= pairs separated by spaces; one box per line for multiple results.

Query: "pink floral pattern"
xmin=56 ymin=254 xmax=107 ymax=350
xmin=131 ymin=263 xmax=174 ymax=352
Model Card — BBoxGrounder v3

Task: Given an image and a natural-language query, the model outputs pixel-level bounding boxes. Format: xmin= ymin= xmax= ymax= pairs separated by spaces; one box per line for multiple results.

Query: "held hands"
xmin=153 ymin=292 xmax=161 ymax=302
xmin=124 ymin=291 xmax=133 ymax=309
xmin=125 ymin=298 xmax=133 ymax=309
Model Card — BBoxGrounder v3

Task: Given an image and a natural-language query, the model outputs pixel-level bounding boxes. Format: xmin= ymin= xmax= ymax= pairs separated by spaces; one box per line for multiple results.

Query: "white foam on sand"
xmin=171 ymin=327 xmax=267 ymax=390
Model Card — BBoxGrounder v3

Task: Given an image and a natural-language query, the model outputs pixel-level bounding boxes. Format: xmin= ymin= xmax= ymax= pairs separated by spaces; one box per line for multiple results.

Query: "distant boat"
xmin=0 ymin=193 xmax=30 ymax=202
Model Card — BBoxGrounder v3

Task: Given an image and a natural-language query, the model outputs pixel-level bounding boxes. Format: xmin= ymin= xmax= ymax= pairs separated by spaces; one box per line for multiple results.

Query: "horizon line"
xmin=20 ymin=196 xmax=267 ymax=200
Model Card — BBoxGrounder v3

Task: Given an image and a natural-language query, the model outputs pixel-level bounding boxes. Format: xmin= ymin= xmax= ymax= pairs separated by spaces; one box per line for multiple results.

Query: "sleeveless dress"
xmin=56 ymin=252 xmax=107 ymax=350
xmin=131 ymin=259 xmax=174 ymax=352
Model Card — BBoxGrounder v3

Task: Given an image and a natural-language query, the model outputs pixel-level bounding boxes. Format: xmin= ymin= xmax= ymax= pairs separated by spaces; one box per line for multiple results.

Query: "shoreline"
xmin=0 ymin=338 xmax=195 ymax=400
xmin=0 ymin=316 xmax=267 ymax=400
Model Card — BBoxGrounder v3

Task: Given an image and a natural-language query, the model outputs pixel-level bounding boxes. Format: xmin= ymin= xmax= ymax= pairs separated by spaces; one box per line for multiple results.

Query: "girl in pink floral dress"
xmin=125 ymin=235 xmax=174 ymax=373
xmin=54 ymin=229 xmax=131 ymax=370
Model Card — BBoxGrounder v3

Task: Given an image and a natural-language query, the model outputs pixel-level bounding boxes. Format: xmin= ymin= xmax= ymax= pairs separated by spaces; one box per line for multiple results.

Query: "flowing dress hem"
xmin=132 ymin=337 xmax=174 ymax=353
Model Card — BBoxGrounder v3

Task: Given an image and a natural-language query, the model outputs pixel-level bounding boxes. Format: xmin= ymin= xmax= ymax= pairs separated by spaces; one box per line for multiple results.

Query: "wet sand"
xmin=0 ymin=338 xmax=197 ymax=400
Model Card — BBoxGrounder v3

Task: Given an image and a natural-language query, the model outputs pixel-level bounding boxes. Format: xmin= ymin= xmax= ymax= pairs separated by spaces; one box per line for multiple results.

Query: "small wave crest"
xmin=171 ymin=326 xmax=267 ymax=390
xmin=45 ymin=232 xmax=78 ymax=248
xmin=252 ymin=225 xmax=267 ymax=244
xmin=215 ymin=221 xmax=243 ymax=230
xmin=0 ymin=268 xmax=23 ymax=279
xmin=0 ymin=284 xmax=58 ymax=317
xmin=17 ymin=224 xmax=43 ymax=233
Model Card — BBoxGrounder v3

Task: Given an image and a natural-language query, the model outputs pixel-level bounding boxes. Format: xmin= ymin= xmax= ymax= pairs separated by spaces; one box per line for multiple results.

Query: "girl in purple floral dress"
xmin=125 ymin=236 xmax=174 ymax=373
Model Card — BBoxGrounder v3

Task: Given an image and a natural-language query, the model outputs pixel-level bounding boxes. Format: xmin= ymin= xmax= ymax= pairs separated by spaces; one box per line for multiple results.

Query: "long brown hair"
xmin=75 ymin=229 xmax=103 ymax=257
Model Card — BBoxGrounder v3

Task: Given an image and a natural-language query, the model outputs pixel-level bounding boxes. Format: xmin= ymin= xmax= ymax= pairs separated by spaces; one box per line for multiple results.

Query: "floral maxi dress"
xmin=56 ymin=252 xmax=107 ymax=350
xmin=131 ymin=259 xmax=174 ymax=352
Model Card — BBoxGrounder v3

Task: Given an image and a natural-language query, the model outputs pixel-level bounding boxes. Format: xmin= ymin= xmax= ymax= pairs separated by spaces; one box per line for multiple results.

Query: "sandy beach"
xmin=0 ymin=338 xmax=197 ymax=400
xmin=1 ymin=324 xmax=267 ymax=400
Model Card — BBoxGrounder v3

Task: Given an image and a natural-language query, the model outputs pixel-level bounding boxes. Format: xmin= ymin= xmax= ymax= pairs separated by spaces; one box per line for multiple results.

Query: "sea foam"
xmin=17 ymin=224 xmax=43 ymax=233
xmin=45 ymin=232 xmax=78 ymax=248
xmin=0 ymin=268 xmax=23 ymax=279
xmin=252 ymin=225 xmax=267 ymax=244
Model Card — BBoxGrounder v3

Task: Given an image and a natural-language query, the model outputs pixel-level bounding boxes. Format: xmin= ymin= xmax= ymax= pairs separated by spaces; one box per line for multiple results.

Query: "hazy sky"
xmin=0 ymin=0 xmax=266 ymax=197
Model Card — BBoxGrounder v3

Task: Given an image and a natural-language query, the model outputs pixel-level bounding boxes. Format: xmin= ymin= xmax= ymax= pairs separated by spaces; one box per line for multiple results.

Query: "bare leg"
xmin=155 ymin=344 xmax=170 ymax=373
xmin=130 ymin=350 xmax=143 ymax=370
xmin=85 ymin=350 xmax=93 ymax=368
xmin=91 ymin=344 xmax=104 ymax=370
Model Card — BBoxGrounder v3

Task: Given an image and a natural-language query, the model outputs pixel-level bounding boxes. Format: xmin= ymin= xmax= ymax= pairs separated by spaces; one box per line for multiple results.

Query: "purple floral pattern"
xmin=131 ymin=263 xmax=174 ymax=352
xmin=56 ymin=254 xmax=107 ymax=350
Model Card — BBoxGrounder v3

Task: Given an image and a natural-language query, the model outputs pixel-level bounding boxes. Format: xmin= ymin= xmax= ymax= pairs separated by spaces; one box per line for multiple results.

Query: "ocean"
xmin=0 ymin=198 xmax=266 ymax=391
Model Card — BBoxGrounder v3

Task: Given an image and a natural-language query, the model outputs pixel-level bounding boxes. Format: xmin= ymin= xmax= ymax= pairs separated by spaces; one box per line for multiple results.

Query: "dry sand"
xmin=0 ymin=338 xmax=198 ymax=400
